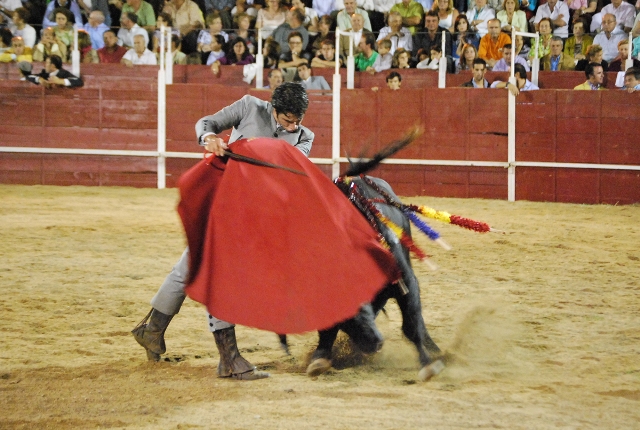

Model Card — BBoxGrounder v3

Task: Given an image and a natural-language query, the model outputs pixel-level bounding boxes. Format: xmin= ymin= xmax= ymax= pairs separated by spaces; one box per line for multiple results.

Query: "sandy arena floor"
xmin=0 ymin=184 xmax=639 ymax=429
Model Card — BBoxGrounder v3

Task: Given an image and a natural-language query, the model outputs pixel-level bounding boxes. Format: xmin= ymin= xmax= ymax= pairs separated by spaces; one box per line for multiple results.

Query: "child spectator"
xmin=417 ymin=45 xmax=442 ymax=69
xmin=367 ymin=39 xmax=392 ymax=73
xmin=33 ymin=27 xmax=68 ymax=62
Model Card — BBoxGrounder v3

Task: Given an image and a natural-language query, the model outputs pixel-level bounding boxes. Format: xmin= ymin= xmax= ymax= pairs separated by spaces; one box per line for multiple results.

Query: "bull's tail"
xmin=343 ymin=126 xmax=422 ymax=177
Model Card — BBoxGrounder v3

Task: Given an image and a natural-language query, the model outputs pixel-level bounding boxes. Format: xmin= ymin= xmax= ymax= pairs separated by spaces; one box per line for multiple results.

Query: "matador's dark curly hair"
xmin=271 ymin=82 xmax=309 ymax=119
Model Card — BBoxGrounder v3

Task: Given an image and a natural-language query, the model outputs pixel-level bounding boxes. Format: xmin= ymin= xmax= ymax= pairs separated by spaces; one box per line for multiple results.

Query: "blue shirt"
xmin=83 ymin=23 xmax=109 ymax=50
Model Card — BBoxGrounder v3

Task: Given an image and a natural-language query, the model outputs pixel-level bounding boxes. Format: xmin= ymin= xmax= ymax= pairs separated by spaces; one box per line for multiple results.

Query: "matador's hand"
xmin=203 ymin=134 xmax=228 ymax=157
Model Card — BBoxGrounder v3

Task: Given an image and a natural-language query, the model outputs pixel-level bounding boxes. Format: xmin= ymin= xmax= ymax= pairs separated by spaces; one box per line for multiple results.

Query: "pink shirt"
xmin=567 ymin=0 xmax=587 ymax=10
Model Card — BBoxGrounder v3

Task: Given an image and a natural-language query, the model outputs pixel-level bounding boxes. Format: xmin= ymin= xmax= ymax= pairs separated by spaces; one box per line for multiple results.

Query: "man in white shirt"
xmin=466 ymin=0 xmax=495 ymax=37
xmin=337 ymin=0 xmax=372 ymax=32
xmin=117 ymin=12 xmax=149 ymax=48
xmin=377 ymin=11 xmax=413 ymax=55
xmin=593 ymin=13 xmax=627 ymax=62
xmin=534 ymin=0 xmax=570 ymax=39
xmin=121 ymin=34 xmax=157 ymax=65
xmin=600 ymin=0 xmax=635 ymax=33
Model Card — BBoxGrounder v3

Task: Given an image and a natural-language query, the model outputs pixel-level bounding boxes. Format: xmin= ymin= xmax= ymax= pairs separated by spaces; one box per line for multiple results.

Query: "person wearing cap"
xmin=20 ymin=54 xmax=84 ymax=87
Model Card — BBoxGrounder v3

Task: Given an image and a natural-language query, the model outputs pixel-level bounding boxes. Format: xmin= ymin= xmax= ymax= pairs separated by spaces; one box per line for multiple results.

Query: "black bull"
xmin=280 ymin=176 xmax=446 ymax=381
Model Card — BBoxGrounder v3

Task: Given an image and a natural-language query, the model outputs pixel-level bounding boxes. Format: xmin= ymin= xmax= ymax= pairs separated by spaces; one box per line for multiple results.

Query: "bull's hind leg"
xmin=307 ymin=326 xmax=339 ymax=377
xmin=395 ymin=278 xmax=446 ymax=381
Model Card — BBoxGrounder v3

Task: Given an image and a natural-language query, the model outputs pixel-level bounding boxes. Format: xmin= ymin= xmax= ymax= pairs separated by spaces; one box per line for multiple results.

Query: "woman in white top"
xmin=11 ymin=8 xmax=37 ymax=48
xmin=432 ymin=0 xmax=459 ymax=33
xmin=496 ymin=0 xmax=528 ymax=33
xmin=292 ymin=0 xmax=318 ymax=35
xmin=255 ymin=0 xmax=286 ymax=40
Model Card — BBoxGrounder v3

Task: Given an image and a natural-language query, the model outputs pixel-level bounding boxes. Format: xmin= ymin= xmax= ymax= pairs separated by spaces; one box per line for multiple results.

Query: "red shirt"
xmin=97 ymin=45 xmax=128 ymax=63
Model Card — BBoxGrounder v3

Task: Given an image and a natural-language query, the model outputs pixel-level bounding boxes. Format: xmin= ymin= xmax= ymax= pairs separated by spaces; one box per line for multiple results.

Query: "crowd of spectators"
xmin=1 ymin=0 xmax=640 ymax=90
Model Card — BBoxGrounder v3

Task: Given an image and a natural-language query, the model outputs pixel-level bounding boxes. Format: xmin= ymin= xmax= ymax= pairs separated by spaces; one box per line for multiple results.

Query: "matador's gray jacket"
xmin=195 ymin=94 xmax=314 ymax=156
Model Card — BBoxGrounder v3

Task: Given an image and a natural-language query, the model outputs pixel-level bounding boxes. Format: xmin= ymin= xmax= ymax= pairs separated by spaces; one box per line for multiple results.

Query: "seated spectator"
xmin=203 ymin=0 xmax=234 ymax=30
xmin=354 ymin=32 xmax=378 ymax=71
xmin=0 ymin=0 xmax=23 ymax=29
xmin=490 ymin=63 xmax=539 ymax=94
xmin=219 ymin=37 xmax=255 ymax=65
xmin=514 ymin=34 xmax=530 ymax=60
xmin=461 ymin=57 xmax=489 ymax=87
xmin=622 ymin=67 xmax=640 ymax=93
xmin=310 ymin=15 xmax=334 ymax=55
xmin=53 ymin=8 xmax=75 ymax=53
xmin=339 ymin=13 xmax=370 ymax=58
xmin=337 ymin=0 xmax=372 ymax=32
xmin=496 ymin=0 xmax=527 ymax=33
xmin=272 ymin=7 xmax=309 ymax=54
xmin=98 ymin=29 xmax=128 ymax=62
xmin=10 ymin=8 xmax=36 ymax=48
xmin=296 ymin=60 xmax=330 ymax=89
xmin=563 ymin=17 xmax=592 ymax=61
xmin=162 ymin=0 xmax=204 ymax=36
xmin=533 ymin=0 xmax=570 ymax=39
xmin=609 ymin=39 xmax=640 ymax=72
xmin=391 ymin=0 xmax=424 ymax=35
xmin=415 ymin=11 xmax=453 ymax=58
xmin=78 ymin=29 xmax=99 ymax=62
xmin=574 ymin=61 xmax=605 ymax=90
xmin=122 ymin=33 xmax=158 ymax=65
xmin=265 ymin=68 xmax=283 ymax=89
xmin=455 ymin=42 xmax=477 ymax=72
xmin=255 ymin=0 xmax=286 ymax=40
xmin=22 ymin=54 xmax=84 ymax=87
xmin=386 ymin=71 xmax=402 ymax=89
xmin=416 ymin=45 xmax=443 ymax=69
xmin=575 ymin=44 xmax=609 ymax=71
xmin=311 ymin=39 xmax=343 ymax=68
xmin=570 ymin=0 xmax=596 ymax=27
xmin=33 ymin=27 xmax=68 ymax=62
xmin=198 ymin=11 xmax=229 ymax=57
xmin=170 ymin=35 xmax=187 ymax=64
xmin=453 ymin=15 xmax=480 ymax=58
xmin=466 ymin=0 xmax=495 ymax=37
xmin=77 ymin=0 xmax=111 ymax=27
xmin=492 ymin=43 xmax=529 ymax=71
xmin=229 ymin=13 xmax=257 ymax=54
xmin=205 ymin=33 xmax=226 ymax=65
xmin=392 ymin=47 xmax=412 ymax=68
xmin=278 ymin=31 xmax=312 ymax=68
xmin=262 ymin=37 xmax=281 ymax=68
xmin=291 ymin=0 xmax=319 ymax=35
xmin=478 ymin=18 xmax=510 ymax=69
xmin=371 ymin=70 xmax=403 ymax=91
xmin=432 ymin=0 xmax=458 ymax=33
xmin=43 ymin=0 xmax=83 ymax=29
xmin=593 ymin=14 xmax=627 ymax=63
xmin=542 ymin=36 xmax=574 ymax=70
xmin=600 ymin=0 xmax=635 ymax=33
xmin=231 ymin=0 xmax=258 ymax=22
xmin=377 ymin=11 xmax=413 ymax=55
xmin=152 ymin=13 xmax=181 ymax=54
xmin=83 ymin=11 xmax=110 ymax=50
xmin=0 ymin=36 xmax=32 ymax=62
xmin=122 ymin=0 xmax=156 ymax=31
xmin=529 ymin=17 xmax=552 ymax=60
xmin=367 ymin=38 xmax=392 ymax=72
xmin=468 ymin=0 xmax=504 ymax=13
xmin=118 ymin=12 xmax=149 ymax=48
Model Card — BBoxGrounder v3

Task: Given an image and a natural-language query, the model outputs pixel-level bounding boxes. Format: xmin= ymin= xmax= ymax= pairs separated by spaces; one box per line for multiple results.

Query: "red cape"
xmin=177 ymin=138 xmax=398 ymax=334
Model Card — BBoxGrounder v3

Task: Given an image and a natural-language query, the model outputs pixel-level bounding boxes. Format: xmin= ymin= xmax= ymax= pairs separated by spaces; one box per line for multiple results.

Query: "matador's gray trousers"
xmin=150 ymin=248 xmax=234 ymax=332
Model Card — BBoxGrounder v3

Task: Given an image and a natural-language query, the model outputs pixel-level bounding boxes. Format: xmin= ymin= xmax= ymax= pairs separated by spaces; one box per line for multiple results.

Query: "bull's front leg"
xmin=306 ymin=326 xmax=339 ymax=377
